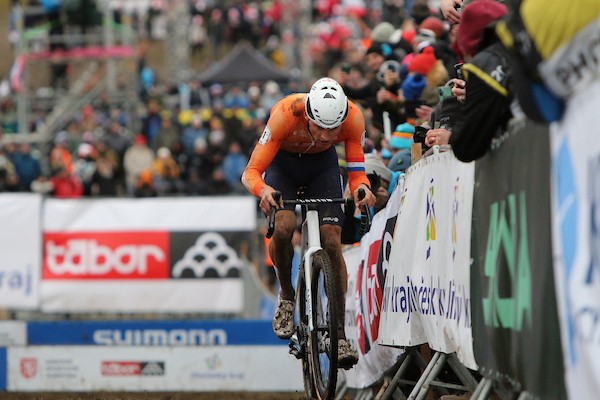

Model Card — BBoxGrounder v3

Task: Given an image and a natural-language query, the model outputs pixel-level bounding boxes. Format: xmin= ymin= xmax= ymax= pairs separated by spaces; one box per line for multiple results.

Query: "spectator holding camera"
xmin=339 ymin=43 xmax=405 ymax=135
xmin=446 ymin=0 xmax=513 ymax=162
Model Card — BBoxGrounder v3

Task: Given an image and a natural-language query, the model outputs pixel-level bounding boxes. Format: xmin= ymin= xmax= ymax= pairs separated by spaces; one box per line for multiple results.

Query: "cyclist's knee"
xmin=273 ymin=211 xmax=297 ymax=240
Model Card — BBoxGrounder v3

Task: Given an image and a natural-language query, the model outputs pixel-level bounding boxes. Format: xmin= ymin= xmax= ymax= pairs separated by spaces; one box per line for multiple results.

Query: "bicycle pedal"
xmin=288 ymin=335 xmax=304 ymax=359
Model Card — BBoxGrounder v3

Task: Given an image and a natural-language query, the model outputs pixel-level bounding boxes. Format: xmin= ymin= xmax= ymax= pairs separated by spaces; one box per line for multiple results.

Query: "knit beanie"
xmin=389 ymin=148 xmax=412 ymax=172
xmin=457 ymin=0 xmax=507 ymax=57
xmin=390 ymin=123 xmax=415 ymax=149
xmin=364 ymin=153 xmax=392 ymax=183
xmin=420 ymin=16 xmax=445 ymax=39
xmin=401 ymin=73 xmax=427 ymax=101
xmin=371 ymin=22 xmax=396 ymax=43
xmin=408 ymin=46 xmax=437 ymax=76
xmin=366 ymin=42 xmax=394 ymax=59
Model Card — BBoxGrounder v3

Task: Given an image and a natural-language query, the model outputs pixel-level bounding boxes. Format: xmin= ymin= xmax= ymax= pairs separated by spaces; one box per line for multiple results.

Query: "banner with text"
xmin=7 ymin=345 xmax=302 ymax=391
xmin=471 ymin=120 xmax=566 ymax=399
xmin=550 ymin=84 xmax=600 ymax=400
xmin=41 ymin=197 xmax=256 ymax=313
xmin=378 ymin=151 xmax=476 ymax=369
xmin=0 ymin=193 xmax=42 ymax=309
xmin=26 ymin=320 xmax=283 ymax=346
xmin=343 ymin=177 xmax=405 ymax=388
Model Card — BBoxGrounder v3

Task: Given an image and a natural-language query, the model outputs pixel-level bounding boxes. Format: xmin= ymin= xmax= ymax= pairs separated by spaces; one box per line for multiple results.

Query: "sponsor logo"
xmin=541 ymin=21 xmax=600 ymax=98
xmin=93 ymin=328 xmax=227 ymax=346
xmin=43 ymin=232 xmax=169 ymax=279
xmin=258 ymin=125 xmax=271 ymax=145
xmin=0 ymin=263 xmax=33 ymax=295
xmin=172 ymin=232 xmax=241 ymax=278
xmin=20 ymin=357 xmax=38 ymax=379
xmin=101 ymin=361 xmax=165 ymax=376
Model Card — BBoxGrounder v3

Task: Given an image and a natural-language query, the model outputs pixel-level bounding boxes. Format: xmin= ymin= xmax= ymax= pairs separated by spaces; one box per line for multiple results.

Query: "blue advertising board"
xmin=28 ymin=320 xmax=283 ymax=346
xmin=0 ymin=348 xmax=6 ymax=390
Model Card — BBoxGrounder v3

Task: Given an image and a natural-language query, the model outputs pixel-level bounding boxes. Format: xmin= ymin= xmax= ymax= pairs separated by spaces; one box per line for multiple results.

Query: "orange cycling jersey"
xmin=242 ymin=94 xmax=371 ymax=197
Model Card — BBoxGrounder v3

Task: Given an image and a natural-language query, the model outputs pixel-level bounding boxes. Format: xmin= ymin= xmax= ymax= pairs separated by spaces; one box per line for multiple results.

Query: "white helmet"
xmin=305 ymin=78 xmax=349 ymax=129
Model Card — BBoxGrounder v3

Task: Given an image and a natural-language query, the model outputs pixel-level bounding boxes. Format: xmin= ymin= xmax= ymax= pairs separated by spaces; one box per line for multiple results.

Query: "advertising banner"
xmin=471 ymin=120 xmax=566 ymax=399
xmin=0 ymin=193 xmax=42 ymax=309
xmin=27 ymin=320 xmax=283 ymax=346
xmin=41 ymin=197 xmax=256 ymax=313
xmin=550 ymin=83 xmax=600 ymax=400
xmin=378 ymin=152 xmax=476 ymax=369
xmin=343 ymin=176 xmax=405 ymax=388
xmin=7 ymin=345 xmax=303 ymax=391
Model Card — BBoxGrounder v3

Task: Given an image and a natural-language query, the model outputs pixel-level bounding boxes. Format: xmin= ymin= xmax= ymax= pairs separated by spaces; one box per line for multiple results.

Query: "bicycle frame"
xmin=301 ymin=206 xmax=322 ymax=332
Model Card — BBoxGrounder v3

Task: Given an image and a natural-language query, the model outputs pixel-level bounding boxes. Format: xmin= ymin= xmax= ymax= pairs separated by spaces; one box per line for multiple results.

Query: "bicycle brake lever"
xmin=357 ymin=188 xmax=371 ymax=235
xmin=266 ymin=191 xmax=281 ymax=239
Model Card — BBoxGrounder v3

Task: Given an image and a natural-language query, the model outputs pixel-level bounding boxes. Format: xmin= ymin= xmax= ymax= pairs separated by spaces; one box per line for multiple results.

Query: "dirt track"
xmin=0 ymin=392 xmax=308 ymax=400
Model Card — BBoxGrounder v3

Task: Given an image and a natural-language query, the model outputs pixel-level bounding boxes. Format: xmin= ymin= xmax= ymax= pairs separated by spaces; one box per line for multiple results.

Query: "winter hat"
xmin=371 ymin=22 xmax=396 ymax=43
xmin=390 ymin=123 xmax=415 ymax=149
xmin=420 ymin=16 xmax=445 ymax=39
xmin=408 ymin=46 xmax=437 ymax=76
xmin=413 ymin=29 xmax=437 ymax=46
xmin=457 ymin=0 xmax=507 ymax=57
xmin=134 ymin=134 xmax=147 ymax=145
xmin=381 ymin=148 xmax=392 ymax=160
xmin=389 ymin=148 xmax=412 ymax=172
xmin=401 ymin=73 xmax=426 ymax=101
xmin=366 ymin=42 xmax=394 ymax=59
xmin=364 ymin=152 xmax=392 ymax=184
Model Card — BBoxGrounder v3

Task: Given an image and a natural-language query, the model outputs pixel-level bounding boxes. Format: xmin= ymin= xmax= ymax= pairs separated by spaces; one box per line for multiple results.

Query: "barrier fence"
xmin=0 ymin=120 xmax=588 ymax=398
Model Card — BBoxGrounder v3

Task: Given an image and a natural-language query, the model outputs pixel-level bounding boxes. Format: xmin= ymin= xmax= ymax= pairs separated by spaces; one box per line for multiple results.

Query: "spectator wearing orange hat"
xmin=405 ymin=46 xmax=449 ymax=107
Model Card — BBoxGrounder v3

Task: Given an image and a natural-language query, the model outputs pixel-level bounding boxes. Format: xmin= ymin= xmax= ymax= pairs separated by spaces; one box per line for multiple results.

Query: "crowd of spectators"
xmin=0 ymin=0 xmax=522 ymax=199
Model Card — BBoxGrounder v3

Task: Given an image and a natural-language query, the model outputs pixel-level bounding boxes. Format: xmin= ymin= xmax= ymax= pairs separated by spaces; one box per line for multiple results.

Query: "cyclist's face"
xmin=308 ymin=120 xmax=341 ymax=146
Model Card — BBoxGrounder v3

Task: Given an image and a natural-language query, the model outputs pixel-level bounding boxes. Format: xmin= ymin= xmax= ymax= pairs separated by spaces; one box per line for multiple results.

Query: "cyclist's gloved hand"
xmin=259 ymin=184 xmax=281 ymax=215
xmin=354 ymin=184 xmax=376 ymax=211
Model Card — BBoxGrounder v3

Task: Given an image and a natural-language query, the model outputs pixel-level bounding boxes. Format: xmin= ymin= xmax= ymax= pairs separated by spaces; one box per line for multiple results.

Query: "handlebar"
xmin=358 ymin=188 xmax=372 ymax=235
xmin=264 ymin=191 xmax=357 ymax=239
xmin=266 ymin=191 xmax=281 ymax=239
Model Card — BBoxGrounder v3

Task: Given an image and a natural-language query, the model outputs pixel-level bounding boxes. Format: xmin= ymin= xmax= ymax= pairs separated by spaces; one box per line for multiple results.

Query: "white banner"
xmin=550 ymin=81 xmax=600 ymax=400
xmin=342 ymin=176 xmax=405 ymax=388
xmin=7 ymin=345 xmax=303 ymax=391
xmin=378 ymin=152 xmax=477 ymax=369
xmin=41 ymin=197 xmax=256 ymax=313
xmin=0 ymin=193 xmax=42 ymax=309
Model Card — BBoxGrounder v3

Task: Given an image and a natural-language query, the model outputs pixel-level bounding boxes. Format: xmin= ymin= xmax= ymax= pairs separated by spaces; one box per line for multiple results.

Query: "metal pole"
xmin=14 ymin=2 xmax=28 ymax=134
xmin=102 ymin=0 xmax=116 ymax=93
xmin=165 ymin=0 xmax=191 ymax=85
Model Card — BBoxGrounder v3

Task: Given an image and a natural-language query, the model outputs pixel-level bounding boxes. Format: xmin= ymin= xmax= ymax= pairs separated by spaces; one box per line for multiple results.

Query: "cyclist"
xmin=242 ymin=77 xmax=376 ymax=368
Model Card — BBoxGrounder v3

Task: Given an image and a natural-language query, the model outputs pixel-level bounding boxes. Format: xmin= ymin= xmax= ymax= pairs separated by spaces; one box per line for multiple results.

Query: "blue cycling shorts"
xmin=264 ymin=147 xmax=345 ymax=226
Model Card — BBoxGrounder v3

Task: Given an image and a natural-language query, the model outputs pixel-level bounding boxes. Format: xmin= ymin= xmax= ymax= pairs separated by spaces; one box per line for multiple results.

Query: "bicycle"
xmin=266 ymin=188 xmax=371 ymax=400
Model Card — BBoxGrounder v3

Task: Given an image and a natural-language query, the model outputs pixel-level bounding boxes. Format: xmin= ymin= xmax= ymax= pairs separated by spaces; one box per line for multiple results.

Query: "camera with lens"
xmin=413 ymin=125 xmax=429 ymax=147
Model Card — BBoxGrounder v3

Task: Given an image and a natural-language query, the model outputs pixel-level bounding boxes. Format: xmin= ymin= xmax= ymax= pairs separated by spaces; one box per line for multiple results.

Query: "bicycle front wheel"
xmin=297 ymin=262 xmax=317 ymax=399
xmin=309 ymin=249 xmax=338 ymax=400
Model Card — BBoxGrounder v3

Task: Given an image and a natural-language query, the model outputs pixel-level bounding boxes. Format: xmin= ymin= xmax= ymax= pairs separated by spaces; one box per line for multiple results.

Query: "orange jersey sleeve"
xmin=341 ymin=102 xmax=371 ymax=194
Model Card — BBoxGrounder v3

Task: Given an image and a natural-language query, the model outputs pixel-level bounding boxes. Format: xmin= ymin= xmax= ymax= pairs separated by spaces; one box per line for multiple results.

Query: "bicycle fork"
xmin=290 ymin=209 xmax=321 ymax=360
xmin=303 ymin=209 xmax=321 ymax=332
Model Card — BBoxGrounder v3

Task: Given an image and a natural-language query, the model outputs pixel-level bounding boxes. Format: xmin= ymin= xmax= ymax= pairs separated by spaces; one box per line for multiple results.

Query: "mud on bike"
xmin=266 ymin=188 xmax=370 ymax=400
